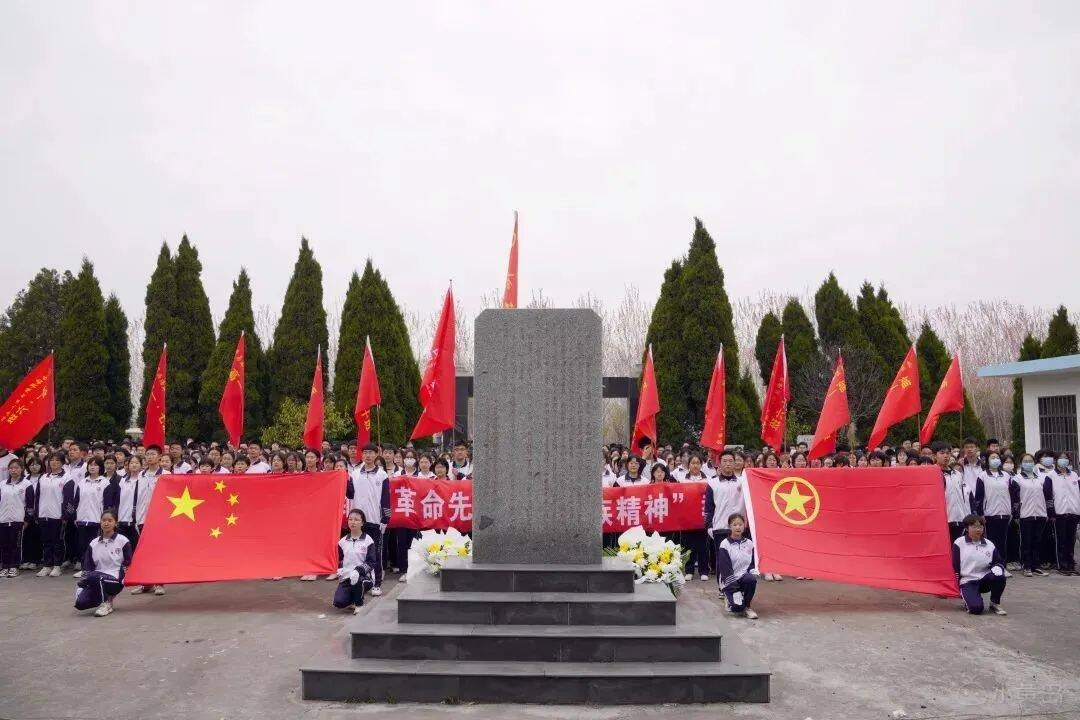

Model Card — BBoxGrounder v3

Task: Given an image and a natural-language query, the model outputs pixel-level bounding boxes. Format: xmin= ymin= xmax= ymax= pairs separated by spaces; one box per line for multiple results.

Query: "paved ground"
xmin=2 ymin=570 xmax=1079 ymax=720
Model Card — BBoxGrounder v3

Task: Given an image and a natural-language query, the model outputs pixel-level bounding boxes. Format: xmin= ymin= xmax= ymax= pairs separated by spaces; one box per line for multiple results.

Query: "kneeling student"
xmin=74 ymin=510 xmax=131 ymax=617
xmin=334 ymin=509 xmax=377 ymax=614
xmin=715 ymin=513 xmax=758 ymax=620
xmin=953 ymin=514 xmax=1007 ymax=616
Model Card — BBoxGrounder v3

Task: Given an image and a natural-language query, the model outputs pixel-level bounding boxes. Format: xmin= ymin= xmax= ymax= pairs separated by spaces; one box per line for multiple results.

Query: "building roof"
xmin=978 ymin=354 xmax=1080 ymax=379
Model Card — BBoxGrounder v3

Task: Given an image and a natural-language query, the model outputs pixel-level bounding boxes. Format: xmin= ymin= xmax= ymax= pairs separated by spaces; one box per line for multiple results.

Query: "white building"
xmin=978 ymin=354 xmax=1080 ymax=459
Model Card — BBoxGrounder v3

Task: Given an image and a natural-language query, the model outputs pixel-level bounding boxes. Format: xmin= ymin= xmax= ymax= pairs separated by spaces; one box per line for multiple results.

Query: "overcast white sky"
xmin=2 ymin=2 xmax=1078 ymax=331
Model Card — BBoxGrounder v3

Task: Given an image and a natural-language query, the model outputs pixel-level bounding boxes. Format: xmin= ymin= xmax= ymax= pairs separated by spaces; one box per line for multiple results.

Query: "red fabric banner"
xmin=744 ymin=467 xmax=960 ymax=597
xmin=0 ymin=354 xmax=55 ymax=449
xmin=125 ymin=471 xmax=346 ymax=585
xmin=388 ymin=477 xmax=474 ymax=532
xmin=411 ymin=287 xmax=456 ymax=439
xmin=218 ymin=333 xmax=245 ymax=448
xmin=142 ymin=345 xmax=167 ymax=450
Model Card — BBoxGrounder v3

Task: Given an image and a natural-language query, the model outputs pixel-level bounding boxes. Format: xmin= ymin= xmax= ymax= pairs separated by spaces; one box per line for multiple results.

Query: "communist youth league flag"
xmin=744 ymin=467 xmax=959 ymax=597
xmin=808 ymin=354 xmax=850 ymax=460
xmin=502 ymin=211 xmax=519 ymax=309
xmin=632 ymin=345 xmax=659 ymax=451
xmin=411 ymin=286 xmax=456 ymax=439
xmin=303 ymin=348 xmax=325 ymax=451
xmin=920 ymin=355 xmax=964 ymax=444
xmin=218 ymin=332 xmax=245 ymax=447
xmin=124 ymin=471 xmax=347 ymax=584
xmin=0 ymin=353 xmax=55 ymax=449
xmin=760 ymin=337 xmax=789 ymax=451
xmin=700 ymin=348 xmax=726 ymax=452
xmin=355 ymin=336 xmax=382 ymax=446
xmin=867 ymin=344 xmax=921 ymax=450
xmin=143 ymin=344 xmax=167 ymax=449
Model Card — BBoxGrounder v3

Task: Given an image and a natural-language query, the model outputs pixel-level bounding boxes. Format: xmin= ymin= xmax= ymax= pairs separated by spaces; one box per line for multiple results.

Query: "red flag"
xmin=700 ymin=348 xmax=726 ymax=451
xmin=304 ymin=348 xmax=324 ymax=451
xmin=0 ymin=354 xmax=55 ymax=449
xmin=744 ymin=467 xmax=959 ymax=597
xmin=124 ymin=471 xmax=347 ymax=584
xmin=760 ymin=337 xmax=789 ymax=451
xmin=218 ymin=332 xmax=245 ymax=448
xmin=355 ymin=336 xmax=382 ymax=446
xmin=920 ymin=356 xmax=964 ymax=444
xmin=867 ymin=345 xmax=921 ymax=449
xmin=502 ymin=211 xmax=519 ymax=309
xmin=808 ymin=354 xmax=851 ymax=460
xmin=411 ymin=286 xmax=456 ymax=439
xmin=632 ymin=345 xmax=659 ymax=451
xmin=143 ymin=345 xmax=167 ymax=449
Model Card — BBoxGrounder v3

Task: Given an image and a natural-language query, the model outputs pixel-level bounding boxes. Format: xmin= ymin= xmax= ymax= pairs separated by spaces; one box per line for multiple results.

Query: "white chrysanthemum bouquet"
xmin=606 ymin=526 xmax=687 ymax=596
xmin=406 ymin=528 xmax=472 ymax=580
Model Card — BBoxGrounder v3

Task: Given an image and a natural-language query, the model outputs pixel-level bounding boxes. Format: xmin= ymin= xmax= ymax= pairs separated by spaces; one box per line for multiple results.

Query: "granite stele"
xmin=301 ymin=309 xmax=770 ymax=704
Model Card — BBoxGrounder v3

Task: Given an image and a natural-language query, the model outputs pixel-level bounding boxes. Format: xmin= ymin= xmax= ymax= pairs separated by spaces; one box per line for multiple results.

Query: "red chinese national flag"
xmin=355 ymin=336 xmax=381 ymax=447
xmin=920 ymin=356 xmax=964 ymax=444
xmin=143 ymin=345 xmax=167 ymax=449
xmin=700 ymin=348 xmax=726 ymax=452
xmin=0 ymin=353 xmax=55 ymax=449
xmin=808 ymin=354 xmax=850 ymax=460
xmin=218 ymin=332 xmax=245 ymax=447
xmin=631 ymin=345 xmax=659 ymax=451
xmin=411 ymin=286 xmax=456 ymax=439
xmin=502 ymin=211 xmax=519 ymax=309
xmin=304 ymin=349 xmax=324 ymax=451
xmin=760 ymin=337 xmax=789 ymax=451
xmin=867 ymin=344 xmax=921 ymax=450
xmin=744 ymin=467 xmax=959 ymax=597
xmin=125 ymin=471 xmax=347 ymax=584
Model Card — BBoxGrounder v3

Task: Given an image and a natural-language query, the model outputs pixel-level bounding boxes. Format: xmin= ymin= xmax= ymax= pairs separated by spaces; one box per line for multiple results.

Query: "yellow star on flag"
xmin=210 ymin=527 xmax=222 ymax=539
xmin=777 ymin=482 xmax=813 ymax=518
xmin=166 ymin=487 xmax=205 ymax=522
xmin=214 ymin=480 xmax=227 ymax=493
xmin=227 ymin=493 xmax=240 ymax=507
xmin=226 ymin=514 xmax=238 ymax=526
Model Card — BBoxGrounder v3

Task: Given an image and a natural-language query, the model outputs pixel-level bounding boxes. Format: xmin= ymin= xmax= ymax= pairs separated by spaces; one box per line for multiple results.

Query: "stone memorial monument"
xmin=301 ymin=309 xmax=769 ymax=704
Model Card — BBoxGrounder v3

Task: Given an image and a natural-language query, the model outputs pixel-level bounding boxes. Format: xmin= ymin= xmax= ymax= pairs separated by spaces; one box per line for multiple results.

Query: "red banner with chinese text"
xmin=388 ymin=477 xmax=474 ymax=532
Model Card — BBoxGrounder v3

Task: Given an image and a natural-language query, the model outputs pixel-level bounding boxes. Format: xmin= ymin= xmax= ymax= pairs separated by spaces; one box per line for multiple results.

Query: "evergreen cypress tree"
xmin=139 ymin=243 xmax=176 ymax=426
xmin=0 ymin=268 xmax=64 ymax=399
xmin=643 ymin=261 xmax=689 ymax=444
xmin=857 ymin=283 xmax=911 ymax=369
xmin=103 ymin=294 xmax=130 ymax=435
xmin=56 ymin=259 xmax=114 ymax=439
xmin=168 ymin=236 xmax=215 ymax=440
xmin=781 ymin=298 xmax=822 ymax=430
xmin=199 ymin=269 xmax=268 ymax=441
xmin=754 ymin=312 xmax=783 ymax=387
xmin=268 ymin=238 xmax=328 ymax=412
xmin=916 ymin=322 xmax=985 ymax=445
xmin=332 ymin=261 xmax=421 ymax=444
xmin=730 ymin=370 xmax=761 ymax=444
xmin=1041 ymin=306 xmax=1079 ymax=358
xmin=1011 ymin=334 xmax=1043 ymax=449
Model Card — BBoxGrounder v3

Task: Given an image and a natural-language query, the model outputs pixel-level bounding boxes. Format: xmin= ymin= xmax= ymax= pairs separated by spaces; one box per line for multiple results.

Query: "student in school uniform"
xmin=246 ymin=442 xmax=271 ymax=474
xmin=233 ymin=457 xmax=250 ymax=474
xmin=73 ymin=509 xmax=132 ymax=617
xmin=18 ymin=455 xmax=44 ymax=571
xmin=707 ymin=450 xmax=759 ymax=575
xmin=1045 ymin=451 xmax=1080 ymax=575
xmin=346 ymin=442 xmax=390 ymax=596
xmin=131 ymin=446 xmax=165 ymax=596
xmin=106 ymin=456 xmax=142 ymax=551
xmin=64 ymin=457 xmax=110 ymax=580
xmin=716 ymin=512 xmax=758 ymax=619
xmin=333 ymin=509 xmax=378 ymax=614
xmin=35 ymin=453 xmax=68 ymax=577
xmin=952 ymin=514 xmax=1008 ymax=616
xmin=679 ymin=454 xmax=712 ymax=582
xmin=450 ymin=440 xmax=473 ymax=480
xmin=216 ymin=451 xmax=235 ymax=474
xmin=933 ymin=441 xmax=970 ymax=543
xmin=1012 ymin=453 xmax=1050 ymax=577
xmin=649 ymin=462 xmax=671 ymax=485
xmin=615 ymin=455 xmax=649 ymax=487
xmin=303 ymin=450 xmax=322 ymax=473
xmin=0 ymin=459 xmax=35 ymax=577
xmin=973 ymin=451 xmax=1013 ymax=578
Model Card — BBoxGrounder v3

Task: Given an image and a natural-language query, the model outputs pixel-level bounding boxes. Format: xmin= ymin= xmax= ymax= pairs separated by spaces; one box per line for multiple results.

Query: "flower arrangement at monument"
xmin=605 ymin=526 xmax=687 ymax=596
xmin=406 ymin=527 xmax=472 ymax=579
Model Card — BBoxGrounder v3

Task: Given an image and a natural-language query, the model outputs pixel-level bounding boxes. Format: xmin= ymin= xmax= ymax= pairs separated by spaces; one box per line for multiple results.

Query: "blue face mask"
xmin=1057 ymin=457 xmax=1070 ymax=469
xmin=1021 ymin=462 xmax=1035 ymax=473
xmin=1041 ymin=456 xmax=1055 ymax=468
xmin=989 ymin=458 xmax=1001 ymax=470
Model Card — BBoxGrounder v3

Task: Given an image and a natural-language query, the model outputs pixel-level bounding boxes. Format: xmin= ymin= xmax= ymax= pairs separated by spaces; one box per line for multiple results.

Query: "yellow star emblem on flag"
xmin=166 ymin=487 xmax=205 ymax=522
xmin=770 ymin=476 xmax=820 ymax=526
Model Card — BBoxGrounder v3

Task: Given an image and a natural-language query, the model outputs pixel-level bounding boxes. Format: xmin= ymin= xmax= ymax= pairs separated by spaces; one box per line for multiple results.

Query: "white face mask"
xmin=404 ymin=458 xmax=416 ymax=468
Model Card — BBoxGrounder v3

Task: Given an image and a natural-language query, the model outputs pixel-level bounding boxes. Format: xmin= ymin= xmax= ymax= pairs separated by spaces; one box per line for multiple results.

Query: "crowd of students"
xmin=0 ymin=433 xmax=1077 ymax=620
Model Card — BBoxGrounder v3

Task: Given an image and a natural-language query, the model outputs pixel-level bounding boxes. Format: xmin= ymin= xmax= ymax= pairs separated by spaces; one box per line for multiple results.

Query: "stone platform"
xmin=300 ymin=560 xmax=770 ymax=704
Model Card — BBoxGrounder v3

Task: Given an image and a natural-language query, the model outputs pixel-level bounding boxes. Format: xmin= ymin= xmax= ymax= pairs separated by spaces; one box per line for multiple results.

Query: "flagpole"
xmin=376 ymin=405 xmax=381 ymax=447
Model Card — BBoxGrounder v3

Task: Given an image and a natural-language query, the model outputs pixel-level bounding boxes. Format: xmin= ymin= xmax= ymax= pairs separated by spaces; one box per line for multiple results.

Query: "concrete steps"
xmin=439 ymin=558 xmax=636 ymax=593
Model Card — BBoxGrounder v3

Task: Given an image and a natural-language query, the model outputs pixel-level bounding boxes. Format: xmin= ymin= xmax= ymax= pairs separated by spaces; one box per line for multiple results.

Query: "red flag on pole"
xmin=143 ymin=345 xmax=167 ymax=449
xmin=0 ymin=353 xmax=55 ymax=449
xmin=411 ymin=286 xmax=456 ymax=440
xmin=808 ymin=354 xmax=851 ymax=460
xmin=355 ymin=336 xmax=382 ymax=446
xmin=632 ymin=345 xmax=659 ymax=451
xmin=920 ymin=356 xmax=964 ymax=444
xmin=760 ymin=337 xmax=789 ymax=451
xmin=304 ymin=348 xmax=324 ymax=451
xmin=218 ymin=332 xmax=245 ymax=448
xmin=124 ymin=470 xmax=347 ymax=585
xmin=700 ymin=348 xmax=726 ymax=452
xmin=502 ymin=211 xmax=519 ymax=309
xmin=867 ymin=344 xmax=921 ymax=449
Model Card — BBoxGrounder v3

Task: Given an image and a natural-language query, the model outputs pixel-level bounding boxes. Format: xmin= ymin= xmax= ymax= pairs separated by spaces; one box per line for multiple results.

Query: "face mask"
xmin=1057 ymin=457 xmax=1070 ymax=469
xmin=989 ymin=458 xmax=1001 ymax=470
xmin=404 ymin=458 xmax=416 ymax=468
xmin=1041 ymin=456 xmax=1055 ymax=468
xmin=1003 ymin=463 xmax=1015 ymax=473
xmin=1021 ymin=462 xmax=1035 ymax=473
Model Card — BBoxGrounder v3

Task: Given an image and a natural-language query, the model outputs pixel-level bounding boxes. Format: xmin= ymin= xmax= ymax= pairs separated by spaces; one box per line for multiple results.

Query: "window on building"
xmin=1038 ymin=395 xmax=1078 ymax=464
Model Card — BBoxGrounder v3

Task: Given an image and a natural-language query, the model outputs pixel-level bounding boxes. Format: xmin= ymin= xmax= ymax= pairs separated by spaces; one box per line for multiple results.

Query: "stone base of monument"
xmin=300 ymin=559 xmax=770 ymax=704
